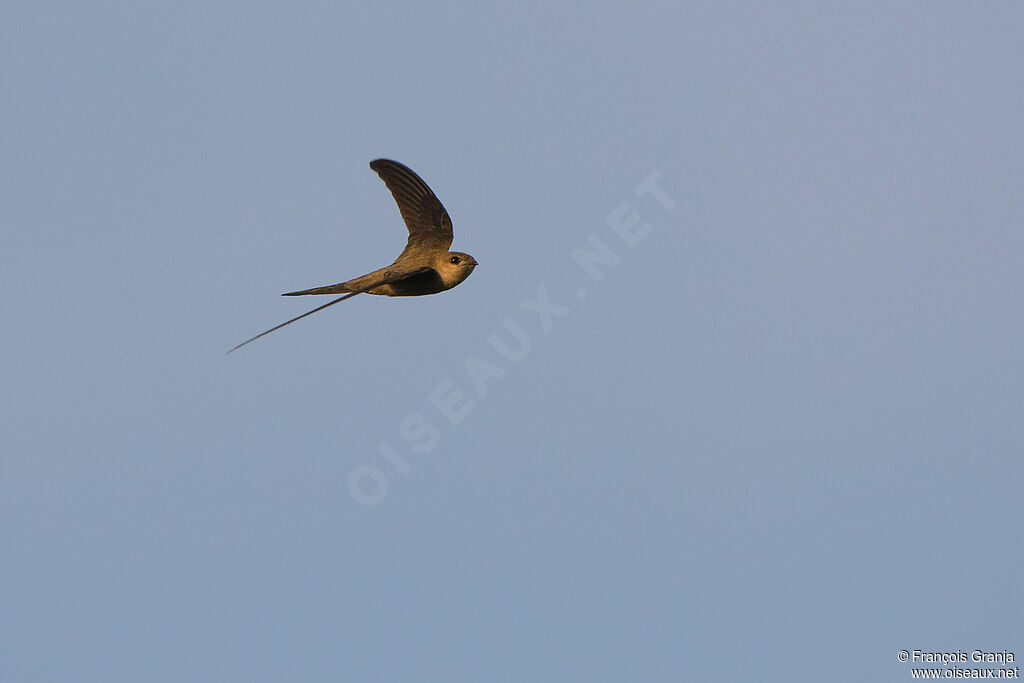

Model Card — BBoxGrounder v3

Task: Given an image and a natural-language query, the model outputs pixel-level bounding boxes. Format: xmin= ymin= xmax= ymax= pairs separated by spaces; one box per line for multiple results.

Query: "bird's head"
xmin=436 ymin=251 xmax=478 ymax=289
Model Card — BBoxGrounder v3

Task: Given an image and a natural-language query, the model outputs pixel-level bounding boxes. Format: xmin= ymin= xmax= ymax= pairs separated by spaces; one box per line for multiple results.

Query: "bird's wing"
xmin=227 ymin=266 xmax=431 ymax=354
xmin=369 ymin=159 xmax=453 ymax=252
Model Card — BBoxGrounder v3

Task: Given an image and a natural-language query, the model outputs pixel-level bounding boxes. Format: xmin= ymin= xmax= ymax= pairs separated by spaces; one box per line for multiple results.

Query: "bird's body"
xmin=280 ymin=250 xmax=476 ymax=297
xmin=228 ymin=159 xmax=476 ymax=353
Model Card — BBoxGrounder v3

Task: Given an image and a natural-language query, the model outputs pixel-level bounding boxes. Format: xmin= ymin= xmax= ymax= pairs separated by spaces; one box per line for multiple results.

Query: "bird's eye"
xmin=450 ymin=256 xmax=461 ymax=264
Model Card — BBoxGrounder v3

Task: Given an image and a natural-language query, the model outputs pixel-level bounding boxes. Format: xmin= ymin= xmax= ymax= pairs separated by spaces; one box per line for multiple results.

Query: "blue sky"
xmin=3 ymin=2 xmax=1022 ymax=681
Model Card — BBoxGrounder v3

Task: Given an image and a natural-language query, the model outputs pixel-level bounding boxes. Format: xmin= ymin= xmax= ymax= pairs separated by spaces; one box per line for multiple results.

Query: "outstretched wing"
xmin=369 ymin=159 xmax=453 ymax=253
xmin=227 ymin=266 xmax=431 ymax=354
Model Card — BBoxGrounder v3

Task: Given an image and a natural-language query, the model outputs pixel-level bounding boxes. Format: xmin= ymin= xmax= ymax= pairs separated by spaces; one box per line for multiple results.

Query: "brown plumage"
xmin=228 ymin=159 xmax=477 ymax=354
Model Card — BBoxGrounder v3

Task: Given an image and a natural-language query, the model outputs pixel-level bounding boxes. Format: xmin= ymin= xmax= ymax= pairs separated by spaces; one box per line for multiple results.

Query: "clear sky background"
xmin=3 ymin=2 xmax=1022 ymax=681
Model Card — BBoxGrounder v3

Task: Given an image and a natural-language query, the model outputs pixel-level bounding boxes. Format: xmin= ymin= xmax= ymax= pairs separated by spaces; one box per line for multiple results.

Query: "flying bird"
xmin=228 ymin=159 xmax=477 ymax=354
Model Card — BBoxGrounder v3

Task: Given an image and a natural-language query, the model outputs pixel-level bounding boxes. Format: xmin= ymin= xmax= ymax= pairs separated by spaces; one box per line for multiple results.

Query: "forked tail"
xmin=226 ymin=291 xmax=361 ymax=354
xmin=281 ymin=282 xmax=352 ymax=296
